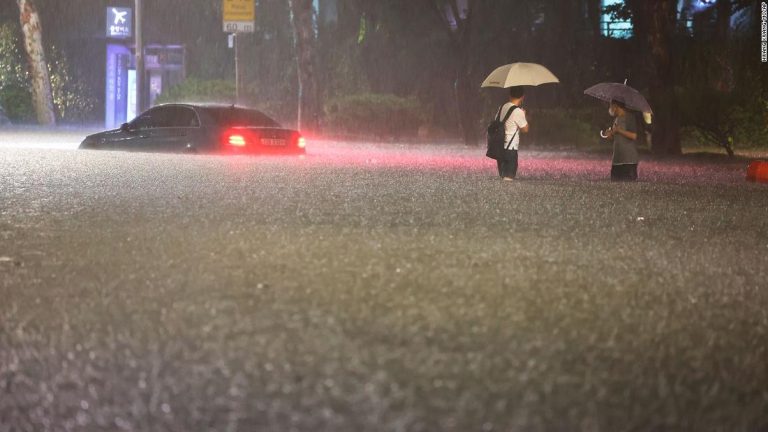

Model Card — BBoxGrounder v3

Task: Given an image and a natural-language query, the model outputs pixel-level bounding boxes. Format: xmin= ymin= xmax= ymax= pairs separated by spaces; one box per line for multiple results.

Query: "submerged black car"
xmin=80 ymin=104 xmax=306 ymax=155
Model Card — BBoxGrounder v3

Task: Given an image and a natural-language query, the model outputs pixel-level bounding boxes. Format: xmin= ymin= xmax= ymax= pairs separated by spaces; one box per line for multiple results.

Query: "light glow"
xmin=228 ymin=134 xmax=247 ymax=147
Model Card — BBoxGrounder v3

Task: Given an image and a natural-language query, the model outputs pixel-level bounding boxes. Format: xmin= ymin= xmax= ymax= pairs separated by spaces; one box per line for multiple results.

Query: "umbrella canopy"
xmin=481 ymin=63 xmax=560 ymax=88
xmin=584 ymin=82 xmax=653 ymax=113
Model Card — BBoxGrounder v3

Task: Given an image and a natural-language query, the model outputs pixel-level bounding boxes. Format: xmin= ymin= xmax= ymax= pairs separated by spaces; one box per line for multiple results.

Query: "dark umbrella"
xmin=584 ymin=82 xmax=653 ymax=113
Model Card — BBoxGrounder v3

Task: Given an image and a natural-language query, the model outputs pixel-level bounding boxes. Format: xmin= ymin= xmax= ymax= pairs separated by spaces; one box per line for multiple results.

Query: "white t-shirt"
xmin=500 ymin=102 xmax=528 ymax=150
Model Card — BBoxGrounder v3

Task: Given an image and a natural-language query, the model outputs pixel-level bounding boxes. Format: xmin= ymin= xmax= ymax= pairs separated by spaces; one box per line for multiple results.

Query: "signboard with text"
xmin=105 ymin=44 xmax=131 ymax=128
xmin=106 ymin=7 xmax=132 ymax=39
xmin=223 ymin=0 xmax=254 ymax=33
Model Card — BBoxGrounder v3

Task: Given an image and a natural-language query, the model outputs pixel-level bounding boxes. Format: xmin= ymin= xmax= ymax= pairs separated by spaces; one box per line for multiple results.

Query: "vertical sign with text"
xmin=105 ymin=44 xmax=131 ymax=128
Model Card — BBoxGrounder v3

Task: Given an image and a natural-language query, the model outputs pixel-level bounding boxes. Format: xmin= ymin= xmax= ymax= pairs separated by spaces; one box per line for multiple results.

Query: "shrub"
xmin=525 ymin=108 xmax=602 ymax=149
xmin=0 ymin=23 xmax=32 ymax=123
xmin=155 ymin=78 xmax=237 ymax=105
xmin=730 ymin=97 xmax=768 ymax=149
xmin=676 ymin=35 xmax=768 ymax=154
xmin=47 ymin=46 xmax=97 ymax=123
xmin=324 ymin=93 xmax=424 ymax=140
xmin=678 ymin=89 xmax=768 ymax=154
xmin=0 ymin=84 xmax=34 ymax=122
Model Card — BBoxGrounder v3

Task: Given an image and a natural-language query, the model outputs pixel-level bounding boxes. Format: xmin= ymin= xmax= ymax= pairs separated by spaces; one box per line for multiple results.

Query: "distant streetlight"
xmin=135 ymin=0 xmax=143 ymax=113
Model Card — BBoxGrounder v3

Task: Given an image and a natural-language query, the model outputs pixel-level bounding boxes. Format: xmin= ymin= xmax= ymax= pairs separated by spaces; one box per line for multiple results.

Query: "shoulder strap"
xmin=504 ymin=105 xmax=520 ymax=150
xmin=495 ymin=105 xmax=504 ymax=122
xmin=502 ymin=104 xmax=517 ymax=123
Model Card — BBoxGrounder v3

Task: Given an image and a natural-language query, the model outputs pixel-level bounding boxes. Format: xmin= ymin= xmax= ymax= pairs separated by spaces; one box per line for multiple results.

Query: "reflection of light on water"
xmin=0 ymin=134 xmax=749 ymax=186
xmin=0 ymin=129 xmax=97 ymax=150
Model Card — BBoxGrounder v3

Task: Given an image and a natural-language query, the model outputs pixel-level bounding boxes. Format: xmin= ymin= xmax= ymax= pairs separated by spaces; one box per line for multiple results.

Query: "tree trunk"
xmin=454 ymin=40 xmax=478 ymax=147
xmin=712 ymin=0 xmax=733 ymax=93
xmin=17 ymin=0 xmax=55 ymax=126
xmin=629 ymin=0 xmax=680 ymax=155
xmin=434 ymin=0 xmax=480 ymax=146
xmin=585 ymin=0 xmax=602 ymax=40
xmin=289 ymin=0 xmax=321 ymax=134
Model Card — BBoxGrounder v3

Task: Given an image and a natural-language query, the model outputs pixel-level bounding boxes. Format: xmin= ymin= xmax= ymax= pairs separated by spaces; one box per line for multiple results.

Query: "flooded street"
xmin=1 ymin=140 xmax=766 ymax=431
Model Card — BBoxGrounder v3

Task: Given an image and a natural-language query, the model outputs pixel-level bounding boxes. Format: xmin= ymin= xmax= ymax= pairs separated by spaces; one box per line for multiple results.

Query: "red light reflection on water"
xmin=298 ymin=142 xmax=748 ymax=185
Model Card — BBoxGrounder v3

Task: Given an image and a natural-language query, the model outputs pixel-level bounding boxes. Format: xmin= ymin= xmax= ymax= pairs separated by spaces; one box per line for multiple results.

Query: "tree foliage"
xmin=154 ymin=78 xmax=237 ymax=105
xmin=0 ymin=22 xmax=34 ymax=122
xmin=324 ymin=93 xmax=424 ymax=139
xmin=0 ymin=21 xmax=95 ymax=123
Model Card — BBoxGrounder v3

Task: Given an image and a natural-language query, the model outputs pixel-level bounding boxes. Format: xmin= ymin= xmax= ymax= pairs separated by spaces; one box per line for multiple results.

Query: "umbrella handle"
xmin=600 ymin=129 xmax=610 ymax=139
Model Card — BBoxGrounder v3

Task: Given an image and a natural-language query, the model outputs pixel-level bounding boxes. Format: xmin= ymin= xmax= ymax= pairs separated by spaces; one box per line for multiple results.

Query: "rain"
xmin=1 ymin=1 xmax=767 ymax=431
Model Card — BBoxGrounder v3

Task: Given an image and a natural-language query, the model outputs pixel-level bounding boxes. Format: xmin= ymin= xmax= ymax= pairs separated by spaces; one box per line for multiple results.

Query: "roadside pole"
xmin=135 ymin=0 xmax=143 ymax=113
xmin=234 ymin=33 xmax=239 ymax=104
xmin=223 ymin=0 xmax=255 ymax=106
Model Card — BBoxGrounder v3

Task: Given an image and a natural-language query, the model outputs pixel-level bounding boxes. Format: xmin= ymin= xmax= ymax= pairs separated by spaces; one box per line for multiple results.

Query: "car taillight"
xmin=228 ymin=134 xmax=247 ymax=147
xmin=297 ymin=136 xmax=306 ymax=149
xmin=224 ymin=128 xmax=255 ymax=148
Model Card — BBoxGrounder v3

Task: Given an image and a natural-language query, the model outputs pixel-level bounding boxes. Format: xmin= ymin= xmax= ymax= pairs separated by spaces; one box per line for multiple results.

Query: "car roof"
xmin=152 ymin=103 xmax=255 ymax=110
xmin=146 ymin=103 xmax=283 ymax=128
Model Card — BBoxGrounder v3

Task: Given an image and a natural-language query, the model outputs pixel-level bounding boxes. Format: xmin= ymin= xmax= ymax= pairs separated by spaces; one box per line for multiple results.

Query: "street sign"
xmin=106 ymin=7 xmax=132 ymax=39
xmin=105 ymin=44 xmax=131 ymax=128
xmin=223 ymin=0 xmax=255 ymax=33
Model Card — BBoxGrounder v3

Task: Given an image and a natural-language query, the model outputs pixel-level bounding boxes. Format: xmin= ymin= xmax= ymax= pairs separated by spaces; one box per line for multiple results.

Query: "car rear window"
xmin=205 ymin=108 xmax=280 ymax=128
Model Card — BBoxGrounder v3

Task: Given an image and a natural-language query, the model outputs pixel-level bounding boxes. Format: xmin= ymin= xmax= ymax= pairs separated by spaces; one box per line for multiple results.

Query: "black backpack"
xmin=486 ymin=104 xmax=517 ymax=160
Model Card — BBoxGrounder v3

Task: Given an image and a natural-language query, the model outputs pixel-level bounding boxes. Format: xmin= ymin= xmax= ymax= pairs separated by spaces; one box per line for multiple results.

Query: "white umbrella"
xmin=481 ymin=63 xmax=560 ymax=88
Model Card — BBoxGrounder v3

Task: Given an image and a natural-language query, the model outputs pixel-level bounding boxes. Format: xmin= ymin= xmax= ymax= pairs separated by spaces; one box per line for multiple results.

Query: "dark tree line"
xmin=306 ymin=0 xmax=763 ymax=154
xmin=0 ymin=0 xmax=764 ymax=154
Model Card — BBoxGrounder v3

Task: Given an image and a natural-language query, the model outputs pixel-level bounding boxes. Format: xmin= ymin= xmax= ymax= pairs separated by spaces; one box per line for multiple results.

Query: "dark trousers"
xmin=611 ymin=164 xmax=638 ymax=182
xmin=497 ymin=150 xmax=518 ymax=178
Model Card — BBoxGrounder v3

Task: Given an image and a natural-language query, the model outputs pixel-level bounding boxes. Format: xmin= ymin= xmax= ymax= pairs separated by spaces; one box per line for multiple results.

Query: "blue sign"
xmin=106 ymin=7 xmax=132 ymax=39
xmin=105 ymin=44 xmax=131 ymax=128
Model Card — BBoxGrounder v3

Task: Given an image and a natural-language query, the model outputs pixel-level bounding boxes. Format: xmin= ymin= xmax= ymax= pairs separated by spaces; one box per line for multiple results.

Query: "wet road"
xmin=1 ymin=140 xmax=767 ymax=431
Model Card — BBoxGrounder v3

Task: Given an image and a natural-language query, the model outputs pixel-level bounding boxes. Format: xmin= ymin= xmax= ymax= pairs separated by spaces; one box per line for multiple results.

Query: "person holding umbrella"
xmin=585 ymin=81 xmax=652 ymax=182
xmin=603 ymin=98 xmax=640 ymax=181
xmin=482 ymin=63 xmax=559 ymax=180
xmin=494 ymin=86 xmax=529 ymax=180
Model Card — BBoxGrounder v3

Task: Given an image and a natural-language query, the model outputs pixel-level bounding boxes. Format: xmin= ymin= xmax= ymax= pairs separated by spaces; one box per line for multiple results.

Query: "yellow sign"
xmin=223 ymin=0 xmax=254 ymax=24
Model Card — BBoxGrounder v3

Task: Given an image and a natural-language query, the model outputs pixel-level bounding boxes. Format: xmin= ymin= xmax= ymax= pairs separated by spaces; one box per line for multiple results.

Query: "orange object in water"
xmin=747 ymin=161 xmax=768 ymax=183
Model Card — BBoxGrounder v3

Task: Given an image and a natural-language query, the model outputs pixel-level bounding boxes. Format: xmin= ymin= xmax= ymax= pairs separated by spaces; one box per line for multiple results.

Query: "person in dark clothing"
xmin=496 ymin=86 xmax=530 ymax=180
xmin=603 ymin=99 xmax=639 ymax=181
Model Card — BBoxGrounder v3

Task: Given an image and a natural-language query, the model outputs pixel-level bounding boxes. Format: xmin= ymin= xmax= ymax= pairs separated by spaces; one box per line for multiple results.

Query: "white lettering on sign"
xmin=223 ymin=21 xmax=254 ymax=33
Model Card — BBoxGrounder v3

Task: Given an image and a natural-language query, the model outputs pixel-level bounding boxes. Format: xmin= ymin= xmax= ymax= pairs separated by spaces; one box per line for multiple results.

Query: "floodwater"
xmin=1 ymin=131 xmax=766 ymax=431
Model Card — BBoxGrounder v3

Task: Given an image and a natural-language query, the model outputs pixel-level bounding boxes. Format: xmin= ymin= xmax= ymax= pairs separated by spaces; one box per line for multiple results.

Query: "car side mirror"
xmin=120 ymin=123 xmax=131 ymax=132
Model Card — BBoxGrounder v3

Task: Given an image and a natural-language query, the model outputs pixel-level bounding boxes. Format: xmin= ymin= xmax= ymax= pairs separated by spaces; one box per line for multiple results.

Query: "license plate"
xmin=261 ymin=138 xmax=286 ymax=146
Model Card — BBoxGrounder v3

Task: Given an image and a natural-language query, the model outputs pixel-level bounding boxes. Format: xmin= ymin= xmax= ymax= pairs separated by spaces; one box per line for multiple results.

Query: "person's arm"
xmin=614 ymin=116 xmax=637 ymax=140
xmin=516 ymin=108 xmax=530 ymax=133
xmin=613 ymin=126 xmax=637 ymax=141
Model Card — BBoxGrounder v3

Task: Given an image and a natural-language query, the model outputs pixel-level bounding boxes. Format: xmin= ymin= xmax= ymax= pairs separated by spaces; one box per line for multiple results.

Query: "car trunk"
xmin=221 ymin=127 xmax=302 ymax=154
